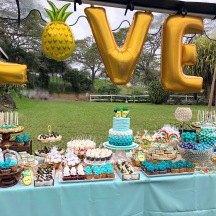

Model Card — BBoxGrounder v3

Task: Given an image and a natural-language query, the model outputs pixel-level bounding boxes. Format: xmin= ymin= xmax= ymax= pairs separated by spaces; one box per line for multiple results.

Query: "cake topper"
xmin=114 ymin=106 xmax=130 ymax=118
xmin=122 ymin=106 xmax=129 ymax=118
xmin=114 ymin=106 xmax=121 ymax=118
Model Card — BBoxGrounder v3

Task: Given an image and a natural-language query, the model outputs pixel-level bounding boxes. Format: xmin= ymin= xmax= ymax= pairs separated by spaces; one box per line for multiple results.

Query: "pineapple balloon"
xmin=42 ymin=1 xmax=75 ymax=61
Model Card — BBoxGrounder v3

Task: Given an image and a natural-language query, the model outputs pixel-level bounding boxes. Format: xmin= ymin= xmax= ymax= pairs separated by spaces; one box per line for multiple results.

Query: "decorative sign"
xmin=0 ymin=61 xmax=27 ymax=84
xmin=42 ymin=1 xmax=75 ymax=61
xmin=137 ymin=151 xmax=145 ymax=162
xmin=160 ymin=15 xmax=204 ymax=93
xmin=85 ymin=7 xmax=204 ymax=93
xmin=85 ymin=7 xmax=153 ymax=85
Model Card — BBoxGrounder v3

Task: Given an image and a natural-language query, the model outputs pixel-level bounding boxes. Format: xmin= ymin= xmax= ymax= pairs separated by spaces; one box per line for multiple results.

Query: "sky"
xmin=42 ymin=1 xmax=136 ymax=40
xmin=40 ymin=0 xmax=216 ymax=40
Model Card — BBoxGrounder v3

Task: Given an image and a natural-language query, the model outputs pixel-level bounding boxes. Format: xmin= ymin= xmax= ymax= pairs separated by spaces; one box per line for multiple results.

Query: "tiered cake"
xmin=108 ymin=107 xmax=133 ymax=146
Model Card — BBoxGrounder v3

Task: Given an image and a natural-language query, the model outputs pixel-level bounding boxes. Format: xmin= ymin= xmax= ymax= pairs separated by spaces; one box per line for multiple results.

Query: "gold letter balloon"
xmin=85 ymin=7 xmax=153 ymax=85
xmin=0 ymin=61 xmax=27 ymax=84
xmin=42 ymin=1 xmax=75 ymax=61
xmin=161 ymin=15 xmax=204 ymax=93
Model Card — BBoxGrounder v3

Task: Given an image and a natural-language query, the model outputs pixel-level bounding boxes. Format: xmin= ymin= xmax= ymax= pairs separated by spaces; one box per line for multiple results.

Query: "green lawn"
xmin=12 ymin=97 xmax=209 ymax=152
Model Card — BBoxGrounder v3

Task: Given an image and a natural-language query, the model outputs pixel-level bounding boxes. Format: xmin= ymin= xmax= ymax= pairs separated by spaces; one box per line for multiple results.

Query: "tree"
xmin=113 ymin=27 xmax=160 ymax=86
xmin=62 ymin=68 xmax=92 ymax=93
xmin=70 ymin=36 xmax=103 ymax=91
xmin=0 ymin=10 xmax=45 ymax=52
xmin=184 ymin=35 xmax=216 ymax=98
xmin=134 ymin=33 xmax=160 ymax=85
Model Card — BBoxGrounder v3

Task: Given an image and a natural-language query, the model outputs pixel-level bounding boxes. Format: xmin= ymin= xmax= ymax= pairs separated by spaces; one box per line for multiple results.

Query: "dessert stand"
xmin=0 ymin=126 xmax=32 ymax=154
xmin=103 ymin=142 xmax=138 ymax=161
xmin=0 ymin=126 xmax=24 ymax=146
xmin=0 ymin=145 xmax=23 ymax=188
xmin=35 ymin=125 xmax=63 ymax=157
xmin=0 ymin=166 xmax=23 ymax=188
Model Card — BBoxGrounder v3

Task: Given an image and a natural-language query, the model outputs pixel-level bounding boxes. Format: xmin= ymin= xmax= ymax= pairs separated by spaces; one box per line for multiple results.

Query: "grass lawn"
xmin=12 ymin=97 xmax=209 ymax=152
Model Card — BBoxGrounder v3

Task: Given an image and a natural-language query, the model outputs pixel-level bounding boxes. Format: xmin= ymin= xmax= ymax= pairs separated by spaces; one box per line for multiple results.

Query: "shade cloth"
xmin=0 ymin=171 xmax=216 ymax=216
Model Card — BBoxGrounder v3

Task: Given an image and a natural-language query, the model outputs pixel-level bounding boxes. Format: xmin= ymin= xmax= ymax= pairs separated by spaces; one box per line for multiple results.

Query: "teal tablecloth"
xmin=1 ymin=172 xmax=216 ymax=216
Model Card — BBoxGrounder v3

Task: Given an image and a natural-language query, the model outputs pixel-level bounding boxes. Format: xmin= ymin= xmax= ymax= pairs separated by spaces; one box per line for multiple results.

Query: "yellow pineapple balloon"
xmin=42 ymin=1 xmax=75 ymax=61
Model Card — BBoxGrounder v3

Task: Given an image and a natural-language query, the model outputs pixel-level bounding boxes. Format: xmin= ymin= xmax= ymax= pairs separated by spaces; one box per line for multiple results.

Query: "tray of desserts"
xmin=37 ymin=126 xmax=62 ymax=142
xmin=59 ymin=163 xmax=116 ymax=183
xmin=141 ymin=160 xmax=195 ymax=177
xmin=34 ymin=165 xmax=55 ymax=187
xmin=83 ymin=158 xmax=112 ymax=165
xmin=0 ymin=126 xmax=24 ymax=133
xmin=35 ymin=146 xmax=65 ymax=157
xmin=83 ymin=148 xmax=113 ymax=165
xmin=115 ymin=160 xmax=140 ymax=181
xmin=141 ymin=169 xmax=194 ymax=177
xmin=191 ymin=122 xmax=216 ymax=128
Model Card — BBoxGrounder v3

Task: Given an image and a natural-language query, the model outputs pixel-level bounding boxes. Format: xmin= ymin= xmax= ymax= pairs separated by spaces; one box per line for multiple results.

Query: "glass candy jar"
xmin=198 ymin=127 xmax=216 ymax=149
xmin=0 ymin=146 xmax=23 ymax=187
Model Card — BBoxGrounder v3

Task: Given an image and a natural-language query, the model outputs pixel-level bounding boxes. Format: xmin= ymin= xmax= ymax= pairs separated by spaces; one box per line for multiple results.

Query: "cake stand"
xmin=0 ymin=126 xmax=24 ymax=146
xmin=103 ymin=142 xmax=138 ymax=161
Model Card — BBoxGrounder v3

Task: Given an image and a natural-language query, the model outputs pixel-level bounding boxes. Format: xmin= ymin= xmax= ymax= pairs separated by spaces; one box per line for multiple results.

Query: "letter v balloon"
xmin=85 ymin=7 xmax=153 ymax=85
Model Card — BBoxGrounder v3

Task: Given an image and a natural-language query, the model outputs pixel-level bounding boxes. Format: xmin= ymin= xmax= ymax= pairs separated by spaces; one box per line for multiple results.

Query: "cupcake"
xmin=9 ymin=159 xmax=18 ymax=172
xmin=171 ymin=163 xmax=179 ymax=174
xmin=77 ymin=164 xmax=86 ymax=180
xmin=15 ymin=135 xmax=24 ymax=146
xmin=1 ymin=158 xmax=12 ymax=174
xmin=146 ymin=165 xmax=155 ymax=175
xmin=187 ymin=163 xmax=195 ymax=172
xmin=100 ymin=165 xmax=107 ymax=178
xmin=85 ymin=166 xmax=93 ymax=180
xmin=23 ymin=133 xmax=30 ymax=144
xmin=158 ymin=163 xmax=167 ymax=174
xmin=63 ymin=165 xmax=71 ymax=181
xmin=100 ymin=152 xmax=106 ymax=163
xmin=106 ymin=167 xmax=115 ymax=178
xmin=70 ymin=167 xmax=77 ymax=180
xmin=94 ymin=168 xmax=101 ymax=179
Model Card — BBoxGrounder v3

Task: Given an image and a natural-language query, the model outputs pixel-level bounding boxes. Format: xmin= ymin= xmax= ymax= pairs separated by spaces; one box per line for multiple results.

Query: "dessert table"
xmin=1 ymin=171 xmax=216 ymax=216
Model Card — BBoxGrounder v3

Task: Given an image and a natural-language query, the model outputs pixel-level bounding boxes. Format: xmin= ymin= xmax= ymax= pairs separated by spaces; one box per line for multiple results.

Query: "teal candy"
xmin=9 ymin=159 xmax=17 ymax=167
xmin=0 ymin=160 xmax=3 ymax=167
xmin=198 ymin=129 xmax=216 ymax=147
xmin=15 ymin=135 xmax=23 ymax=143
xmin=182 ymin=132 xmax=196 ymax=143
xmin=23 ymin=133 xmax=30 ymax=142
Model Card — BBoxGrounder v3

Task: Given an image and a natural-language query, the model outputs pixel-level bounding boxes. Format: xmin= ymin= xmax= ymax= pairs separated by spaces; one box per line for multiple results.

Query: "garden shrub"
xmin=148 ymin=80 xmax=170 ymax=104
xmin=97 ymin=84 xmax=120 ymax=94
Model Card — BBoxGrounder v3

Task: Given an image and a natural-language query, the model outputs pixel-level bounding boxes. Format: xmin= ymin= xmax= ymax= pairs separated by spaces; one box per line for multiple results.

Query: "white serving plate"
xmin=58 ymin=172 xmax=116 ymax=183
xmin=141 ymin=168 xmax=194 ymax=177
xmin=23 ymin=159 xmax=38 ymax=168
xmin=103 ymin=142 xmax=138 ymax=150
xmin=83 ymin=158 xmax=112 ymax=165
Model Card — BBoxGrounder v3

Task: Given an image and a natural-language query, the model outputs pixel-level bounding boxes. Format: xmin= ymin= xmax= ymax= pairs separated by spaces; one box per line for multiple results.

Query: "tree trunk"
xmin=91 ymin=71 xmax=95 ymax=92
